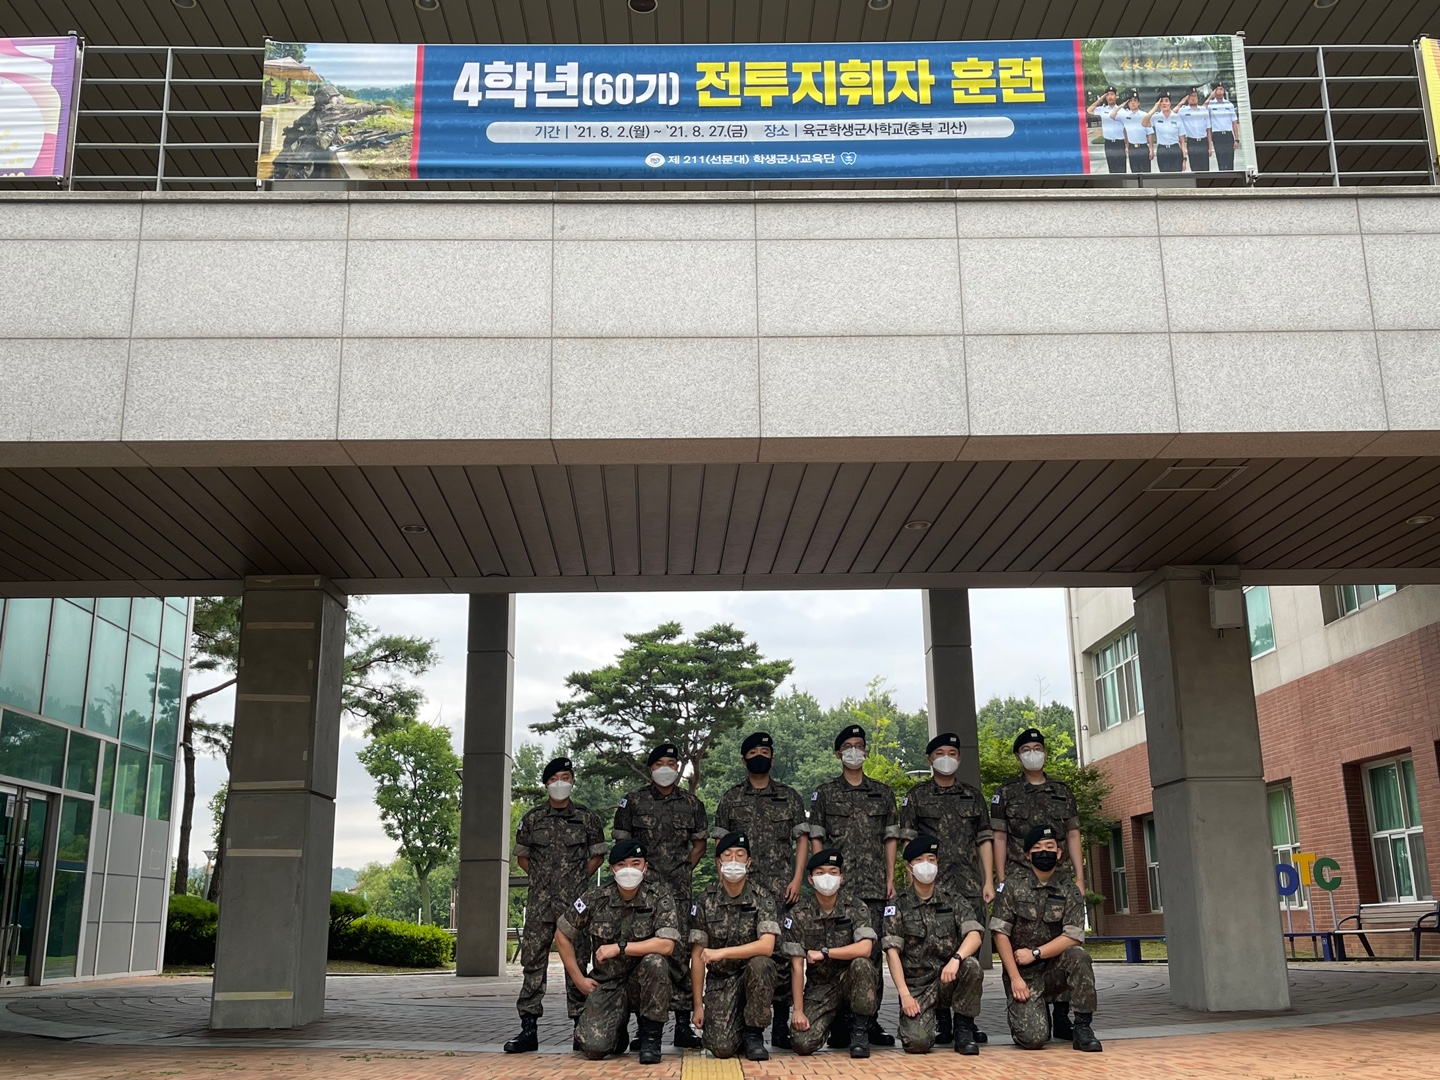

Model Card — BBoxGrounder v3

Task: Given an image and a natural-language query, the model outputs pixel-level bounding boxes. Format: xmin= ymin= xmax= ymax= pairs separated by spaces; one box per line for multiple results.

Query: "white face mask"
xmin=651 ymin=766 xmax=680 ymax=788
xmin=840 ymin=747 xmax=866 ymax=769
xmin=931 ymin=756 xmax=959 ymax=777
xmin=812 ymin=873 xmax=842 ymax=896
xmin=1019 ymin=750 xmax=1046 ymax=772
xmin=720 ymin=860 xmax=748 ymax=882
xmin=613 ymin=866 xmax=644 ymax=890
xmin=546 ymin=780 xmax=573 ymax=801
xmin=910 ymin=861 xmax=939 ymax=885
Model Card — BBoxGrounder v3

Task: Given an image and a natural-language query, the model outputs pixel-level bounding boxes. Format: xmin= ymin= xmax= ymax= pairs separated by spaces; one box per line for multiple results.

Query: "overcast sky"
xmin=186 ymin=588 xmax=1074 ymax=872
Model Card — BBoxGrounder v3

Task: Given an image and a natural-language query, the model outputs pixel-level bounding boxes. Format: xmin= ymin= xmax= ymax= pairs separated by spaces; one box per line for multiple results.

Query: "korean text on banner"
xmin=257 ymin=36 xmax=1254 ymax=183
xmin=0 ymin=36 xmax=80 ymax=179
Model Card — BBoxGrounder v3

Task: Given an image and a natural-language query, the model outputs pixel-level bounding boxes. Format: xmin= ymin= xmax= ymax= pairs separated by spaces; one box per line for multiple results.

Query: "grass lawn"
xmin=1083 ymin=940 xmax=1169 ymax=961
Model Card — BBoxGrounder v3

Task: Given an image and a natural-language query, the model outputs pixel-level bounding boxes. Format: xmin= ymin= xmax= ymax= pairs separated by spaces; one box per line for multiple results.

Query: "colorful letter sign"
xmin=0 ymin=36 xmax=79 ymax=179
xmin=1276 ymin=853 xmax=1343 ymax=895
xmin=258 ymin=36 xmax=1254 ymax=182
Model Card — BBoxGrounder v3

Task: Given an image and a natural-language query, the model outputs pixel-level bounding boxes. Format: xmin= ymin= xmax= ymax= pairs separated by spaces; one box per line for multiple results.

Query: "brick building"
xmin=1068 ymin=584 xmax=1438 ymax=952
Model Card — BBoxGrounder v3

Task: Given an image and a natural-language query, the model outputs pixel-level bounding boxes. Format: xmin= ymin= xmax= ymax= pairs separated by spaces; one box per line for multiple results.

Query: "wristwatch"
xmin=820 ymin=947 xmax=830 ymax=960
xmin=617 ymin=940 xmax=628 ymax=956
xmin=1030 ymin=947 xmax=1042 ymax=961
xmin=951 ymin=952 xmax=964 ymax=962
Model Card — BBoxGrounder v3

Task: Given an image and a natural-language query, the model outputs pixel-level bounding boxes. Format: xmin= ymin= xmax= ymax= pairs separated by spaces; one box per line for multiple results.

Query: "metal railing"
xmin=2 ymin=40 xmax=1432 ymax=192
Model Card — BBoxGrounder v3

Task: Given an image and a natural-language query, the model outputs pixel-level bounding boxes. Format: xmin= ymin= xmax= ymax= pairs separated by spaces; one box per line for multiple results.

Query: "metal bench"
xmin=1333 ymin=901 xmax=1440 ymax=960
xmin=1086 ymin=934 xmax=1165 ymax=963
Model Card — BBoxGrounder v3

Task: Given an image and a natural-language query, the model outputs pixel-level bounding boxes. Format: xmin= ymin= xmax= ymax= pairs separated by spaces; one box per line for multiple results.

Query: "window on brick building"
xmin=1109 ymin=827 xmax=1129 ymax=914
xmin=1142 ymin=816 xmax=1162 ymax=913
xmin=1245 ymin=586 xmax=1275 ymax=659
xmin=1365 ymin=757 xmax=1431 ymax=903
xmin=1324 ymin=584 xmax=1399 ymax=623
xmin=1093 ymin=628 xmax=1143 ymax=730
xmin=1268 ymin=784 xmax=1307 ymax=911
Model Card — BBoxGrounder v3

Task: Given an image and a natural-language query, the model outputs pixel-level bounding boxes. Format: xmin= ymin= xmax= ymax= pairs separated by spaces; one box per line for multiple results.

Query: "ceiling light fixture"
xmin=172 ymin=0 xmax=197 ymax=9
xmin=868 ymin=0 xmax=894 ymax=9
xmin=629 ymin=0 xmax=658 ymax=12
xmin=1313 ymin=0 xmax=1340 ymax=8
xmin=903 ymin=519 xmax=931 ymax=531
xmin=416 ymin=0 xmax=440 ymax=12
xmin=402 ymin=524 xmax=430 ymax=534
xmin=1406 ymin=514 xmax=1435 ymax=525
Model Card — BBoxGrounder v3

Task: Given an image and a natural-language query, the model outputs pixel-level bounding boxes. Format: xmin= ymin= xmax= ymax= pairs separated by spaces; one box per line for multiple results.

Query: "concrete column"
xmin=210 ymin=575 xmax=346 ymax=1029
xmin=1132 ymin=567 xmax=1290 ymax=1011
xmin=456 ymin=593 xmax=515 ymax=977
xmin=923 ymin=590 xmax=980 ymax=791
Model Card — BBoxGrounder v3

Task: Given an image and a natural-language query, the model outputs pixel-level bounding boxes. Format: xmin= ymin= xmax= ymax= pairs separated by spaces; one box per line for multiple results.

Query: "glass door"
xmin=0 ymin=787 xmax=51 ymax=986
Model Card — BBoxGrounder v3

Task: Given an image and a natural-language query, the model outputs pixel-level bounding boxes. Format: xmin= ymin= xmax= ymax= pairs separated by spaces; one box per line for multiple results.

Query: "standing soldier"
xmin=1177 ymin=86 xmax=1213 ymax=171
xmin=807 ymin=723 xmax=898 ymax=1047
xmin=1144 ymin=90 xmax=1186 ymax=172
xmin=784 ymin=849 xmax=881 ymax=1058
xmin=898 ymin=731 xmax=993 ymax=1044
xmin=556 ymin=840 xmax=681 ymax=1064
xmin=1207 ymin=81 xmax=1241 ymax=170
xmin=991 ymin=727 xmax=1085 ymax=1040
xmin=689 ymin=832 xmax=781 ymax=1061
xmin=712 ymin=731 xmax=808 ymax=1048
xmin=1112 ymin=88 xmax=1152 ymax=173
xmin=1089 ymin=86 xmax=1128 ymax=174
xmin=612 ymin=743 xmax=709 ymax=1049
xmin=882 ymin=836 xmax=985 ymax=1055
xmin=990 ymin=826 xmax=1103 ymax=1053
xmin=505 ymin=757 xmax=609 ymax=1054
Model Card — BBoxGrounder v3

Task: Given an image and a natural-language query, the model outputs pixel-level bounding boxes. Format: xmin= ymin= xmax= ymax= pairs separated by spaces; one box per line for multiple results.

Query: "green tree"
xmin=534 ymin=622 xmax=793 ymax=797
xmin=343 ymin=614 xmax=441 ymax=737
xmin=511 ymin=741 xmax=545 ymax=802
xmin=976 ymin=695 xmax=1080 ymax=754
xmin=356 ymin=854 xmax=460 ymax=925
xmin=358 ymin=722 xmax=462 ymax=925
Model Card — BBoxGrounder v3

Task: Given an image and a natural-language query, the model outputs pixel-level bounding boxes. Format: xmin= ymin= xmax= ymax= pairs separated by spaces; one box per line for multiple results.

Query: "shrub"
xmin=330 ymin=890 xmax=369 ymax=931
xmin=329 ymin=916 xmax=453 ymax=968
xmin=165 ymin=893 xmax=218 ymax=966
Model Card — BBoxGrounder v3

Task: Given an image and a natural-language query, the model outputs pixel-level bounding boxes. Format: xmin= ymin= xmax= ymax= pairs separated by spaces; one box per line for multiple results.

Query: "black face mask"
xmin=1030 ymin=850 xmax=1060 ymax=872
xmin=745 ymin=755 xmax=773 ymax=775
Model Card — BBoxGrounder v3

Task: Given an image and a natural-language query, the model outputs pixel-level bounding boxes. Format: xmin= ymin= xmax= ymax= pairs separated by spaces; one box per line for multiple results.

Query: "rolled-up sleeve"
xmin=689 ymin=927 xmax=709 ymax=946
xmin=1063 ymin=922 xmax=1087 ymax=943
xmin=989 ymin=892 xmax=1014 ymax=938
xmin=782 ymin=915 xmax=805 ymax=957
xmin=880 ymin=907 xmax=903 ymax=952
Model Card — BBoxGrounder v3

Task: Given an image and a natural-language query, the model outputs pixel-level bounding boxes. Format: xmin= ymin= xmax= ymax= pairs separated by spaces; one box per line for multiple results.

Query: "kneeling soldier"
xmin=690 ymin=831 xmax=781 ymax=1061
xmin=784 ymin=849 xmax=881 ymax=1058
xmin=557 ymin=840 xmax=681 ymax=1064
xmin=990 ymin=825 xmax=1103 ymax=1052
xmin=883 ymin=835 xmax=985 ymax=1055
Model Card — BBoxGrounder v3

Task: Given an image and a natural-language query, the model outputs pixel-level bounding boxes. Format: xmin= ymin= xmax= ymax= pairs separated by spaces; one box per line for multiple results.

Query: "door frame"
xmin=0 ymin=786 xmax=61 ymax=987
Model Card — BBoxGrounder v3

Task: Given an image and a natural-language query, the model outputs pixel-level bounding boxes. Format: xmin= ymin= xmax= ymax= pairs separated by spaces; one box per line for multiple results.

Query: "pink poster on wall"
xmin=0 ymin=36 xmax=80 ymax=179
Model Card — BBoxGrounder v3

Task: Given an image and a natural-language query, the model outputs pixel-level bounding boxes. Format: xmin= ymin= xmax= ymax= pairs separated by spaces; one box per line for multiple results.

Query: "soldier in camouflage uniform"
xmin=712 ymin=730 xmax=807 ymax=1048
xmin=882 ymin=835 xmax=985 ymax=1055
xmin=505 ymin=757 xmax=609 ymax=1054
xmin=898 ymin=731 xmax=995 ymax=1044
xmin=990 ymin=825 xmax=1102 ymax=1053
xmin=612 ymin=743 xmax=709 ymax=1048
xmin=557 ymin=840 xmax=682 ymax=1064
xmin=783 ymin=849 xmax=881 ymax=1058
xmin=808 ymin=723 xmax=898 ymax=1047
xmin=990 ymin=727 xmax=1085 ymax=1039
xmin=689 ymin=831 xmax=782 ymax=1061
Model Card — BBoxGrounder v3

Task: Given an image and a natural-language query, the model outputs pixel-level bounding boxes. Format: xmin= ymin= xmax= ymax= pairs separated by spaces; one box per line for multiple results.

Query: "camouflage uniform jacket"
xmin=881 ymin=888 xmax=985 ymax=985
xmin=780 ymin=890 xmax=876 ymax=984
xmin=807 ymin=775 xmax=899 ymax=901
xmin=988 ymin=865 xmax=1087 ymax=952
xmin=513 ymin=801 xmax=608 ymax=920
xmin=612 ymin=783 xmax=710 ymax=900
xmin=713 ymin=779 xmax=807 ymax=901
xmin=990 ymin=775 xmax=1080 ymax=876
xmin=898 ymin=778 xmax=993 ymax=900
xmin=558 ymin=876 xmax=682 ymax=984
xmin=689 ymin=878 xmax=783 ymax=975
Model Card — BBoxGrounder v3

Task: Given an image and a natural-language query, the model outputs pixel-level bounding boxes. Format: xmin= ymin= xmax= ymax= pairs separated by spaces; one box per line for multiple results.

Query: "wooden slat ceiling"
xmin=2 ymin=457 xmax=1440 ymax=594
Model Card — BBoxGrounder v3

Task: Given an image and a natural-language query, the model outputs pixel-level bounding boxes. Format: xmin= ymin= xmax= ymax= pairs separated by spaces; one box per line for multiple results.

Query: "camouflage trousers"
xmin=897 ymin=957 xmax=984 ymax=1054
xmin=667 ymin=889 xmax=692 ymax=1013
xmin=575 ymin=954 xmax=670 ymax=1060
xmin=517 ymin=916 xmax=587 ymax=1019
xmin=864 ymin=899 xmax=889 ymax=1008
xmin=699 ymin=956 xmax=775 ymax=1059
xmin=791 ymin=958 xmax=880 ymax=1056
xmin=1003 ymin=945 xmax=1097 ymax=1050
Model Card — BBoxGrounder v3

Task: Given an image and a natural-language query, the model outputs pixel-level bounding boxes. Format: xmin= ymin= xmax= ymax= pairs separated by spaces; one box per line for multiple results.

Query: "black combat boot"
xmin=953 ymin=1013 xmax=980 ymax=1056
xmin=503 ymin=1015 xmax=538 ymax=1054
xmin=637 ymin=1017 xmax=666 ymax=1064
xmin=849 ymin=1013 xmax=871 ymax=1058
xmin=935 ymin=1008 xmax=953 ymax=1045
xmin=1051 ymin=1000 xmax=1074 ymax=1040
xmin=826 ymin=1014 xmax=850 ymax=1048
xmin=867 ymin=1016 xmax=895 ymax=1047
xmin=975 ymin=1027 xmax=988 ymax=1043
xmin=742 ymin=1026 xmax=769 ymax=1061
xmin=614 ymin=1019 xmax=631 ymax=1056
xmin=771 ymin=1002 xmax=792 ymax=1049
xmin=672 ymin=1009 xmax=703 ymax=1048
xmin=572 ymin=1018 xmax=582 ymax=1053
xmin=1071 ymin=1012 xmax=1103 ymax=1053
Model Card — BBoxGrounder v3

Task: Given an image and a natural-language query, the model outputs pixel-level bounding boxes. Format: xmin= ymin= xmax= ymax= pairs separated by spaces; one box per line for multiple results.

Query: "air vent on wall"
xmin=1146 ymin=466 xmax=1246 ymax=492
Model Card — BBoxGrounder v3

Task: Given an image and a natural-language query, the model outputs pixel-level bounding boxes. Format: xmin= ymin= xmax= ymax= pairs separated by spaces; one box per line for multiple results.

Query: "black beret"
xmin=542 ymin=757 xmax=573 ymax=784
xmin=716 ymin=831 xmax=750 ymax=855
xmin=1126 ymin=88 xmax=1140 ymax=99
xmin=1105 ymin=85 xmax=1116 ymax=93
xmin=740 ymin=731 xmax=773 ymax=756
xmin=926 ymin=732 xmax=959 ymax=755
xmin=1023 ymin=824 xmax=1059 ymax=852
xmin=609 ymin=839 xmax=646 ymax=865
xmin=833 ymin=724 xmax=866 ymax=752
xmin=1012 ymin=728 xmax=1046 ymax=754
xmin=1158 ymin=88 xmax=1172 ymax=98
xmin=647 ymin=743 xmax=679 ymax=767
xmin=807 ymin=848 xmax=844 ymax=873
xmin=903 ymin=835 xmax=940 ymax=862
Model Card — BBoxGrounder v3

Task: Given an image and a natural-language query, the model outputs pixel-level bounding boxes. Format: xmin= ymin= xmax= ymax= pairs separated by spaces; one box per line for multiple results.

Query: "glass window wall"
xmin=0 ymin=598 xmax=54 ymax=713
xmin=85 ymin=619 xmax=127 ymax=738
xmin=120 ymin=641 xmax=159 ymax=750
xmin=0 ymin=709 xmax=67 ymax=788
xmin=42 ymin=601 xmax=93 ymax=725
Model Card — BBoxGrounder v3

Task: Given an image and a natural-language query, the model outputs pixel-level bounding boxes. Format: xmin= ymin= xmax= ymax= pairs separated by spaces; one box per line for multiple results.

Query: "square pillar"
xmin=923 ymin=590 xmax=980 ymax=791
xmin=1133 ymin=567 xmax=1290 ymax=1011
xmin=456 ymin=593 xmax=515 ymax=977
xmin=210 ymin=575 xmax=346 ymax=1029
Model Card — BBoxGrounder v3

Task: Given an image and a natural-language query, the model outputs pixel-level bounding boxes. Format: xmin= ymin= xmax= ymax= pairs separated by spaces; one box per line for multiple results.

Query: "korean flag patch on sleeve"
xmin=883 ymin=904 xmax=897 ymax=918
xmin=811 ymin=791 xmax=818 ymax=802
xmin=784 ymin=917 xmax=793 ymax=929
xmin=574 ymin=897 xmax=587 ymax=913
xmin=619 ymin=797 xmax=628 ymax=808
xmin=901 ymin=797 xmax=908 ymax=807
xmin=991 ymin=793 xmax=1001 ymax=805
xmin=691 ymin=904 xmax=698 ymax=916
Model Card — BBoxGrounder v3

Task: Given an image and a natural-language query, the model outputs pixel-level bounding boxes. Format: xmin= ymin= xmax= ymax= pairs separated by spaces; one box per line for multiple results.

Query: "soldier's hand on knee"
xmin=575 ymin=974 xmax=598 ymax=996
xmin=1010 ymin=975 xmax=1030 ymax=1003
xmin=941 ymin=958 xmax=959 ymax=984
xmin=792 ymin=1009 xmax=811 ymax=1032
xmin=692 ymin=1006 xmax=704 ymax=1029
xmin=900 ymin=991 xmax=921 ymax=1018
